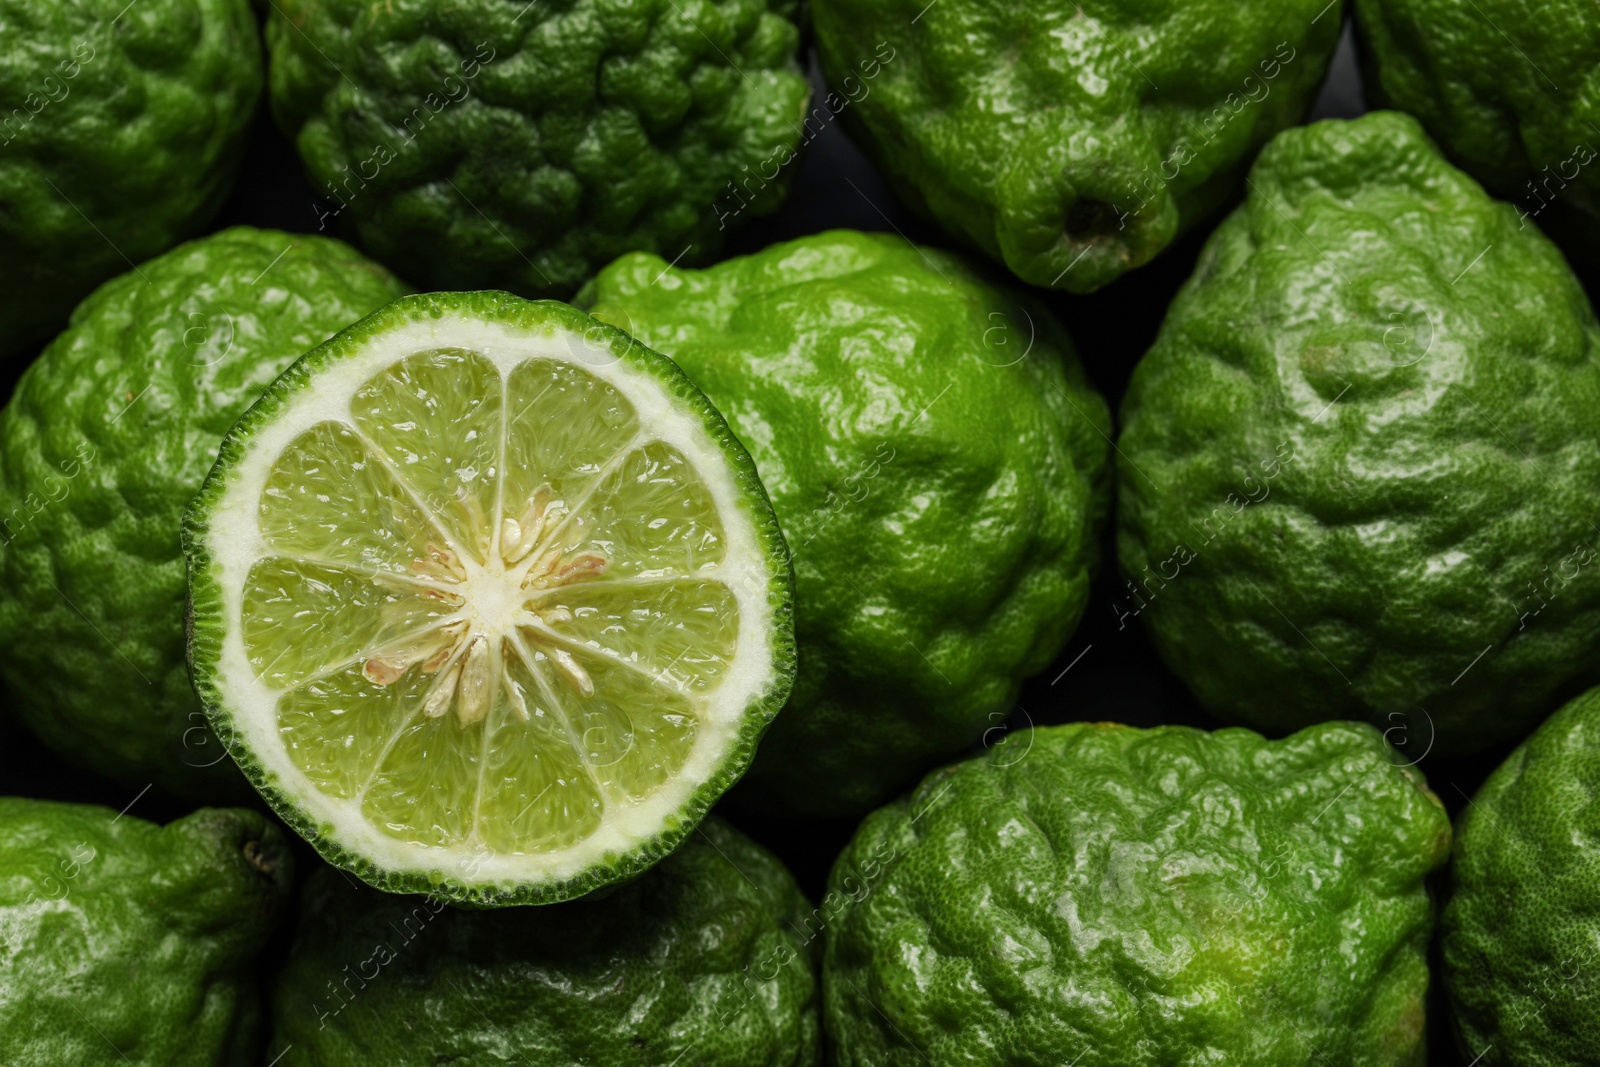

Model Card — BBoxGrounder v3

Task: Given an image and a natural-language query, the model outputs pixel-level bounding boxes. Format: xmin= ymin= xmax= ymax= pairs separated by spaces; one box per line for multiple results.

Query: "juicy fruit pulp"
xmin=246 ymin=352 xmax=740 ymax=831
xmin=825 ymin=721 xmax=1451 ymax=1067
xmin=579 ymin=230 xmax=1111 ymax=816
xmin=1443 ymin=686 xmax=1600 ymax=1066
xmin=0 ymin=227 xmax=407 ymax=802
xmin=1116 ymin=112 xmax=1600 ymax=757
xmin=270 ymin=818 xmax=820 ymax=1067
xmin=0 ymin=800 xmax=292 ymax=1067
xmin=186 ymin=292 xmax=793 ymax=904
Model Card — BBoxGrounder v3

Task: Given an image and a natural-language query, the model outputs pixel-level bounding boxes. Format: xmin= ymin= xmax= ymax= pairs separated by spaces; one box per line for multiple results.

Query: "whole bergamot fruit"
xmin=0 ymin=798 xmax=293 ymax=1067
xmin=0 ymin=227 xmax=407 ymax=801
xmin=808 ymin=0 xmax=1344 ymax=293
xmin=1442 ymin=685 xmax=1600 ymax=1067
xmin=578 ymin=230 xmax=1112 ymax=816
xmin=825 ymin=720 xmax=1451 ymax=1067
xmin=1117 ymin=111 xmax=1600 ymax=757
xmin=269 ymin=817 xmax=818 ymax=1066
xmin=0 ymin=0 xmax=261 ymax=360
xmin=1354 ymin=0 xmax=1600 ymax=254
xmin=266 ymin=0 xmax=810 ymax=298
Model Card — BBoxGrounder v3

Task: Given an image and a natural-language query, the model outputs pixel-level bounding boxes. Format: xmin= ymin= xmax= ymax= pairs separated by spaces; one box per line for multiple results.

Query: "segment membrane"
xmin=534 ymin=577 xmax=739 ymax=694
xmin=277 ymin=662 xmax=435 ymax=800
xmin=557 ymin=440 xmax=729 ymax=578
xmin=360 ymin=707 xmax=484 ymax=849
xmin=258 ymin=421 xmax=445 ymax=574
xmin=475 ymin=650 xmax=605 ymax=854
xmin=502 ymin=358 xmax=641 ymax=549
xmin=242 ymin=557 xmax=452 ymax=689
xmin=350 ymin=348 xmax=505 ymax=566
xmin=561 ymin=651 xmax=699 ymax=802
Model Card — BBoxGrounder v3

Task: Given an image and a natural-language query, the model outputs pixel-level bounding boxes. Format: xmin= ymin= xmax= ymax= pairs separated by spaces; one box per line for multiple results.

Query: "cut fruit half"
xmin=183 ymin=292 xmax=794 ymax=905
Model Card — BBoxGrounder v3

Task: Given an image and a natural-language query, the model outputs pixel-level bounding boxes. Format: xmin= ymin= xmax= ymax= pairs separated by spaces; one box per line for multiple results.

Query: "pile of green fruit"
xmin=0 ymin=1 xmax=1596 ymax=1065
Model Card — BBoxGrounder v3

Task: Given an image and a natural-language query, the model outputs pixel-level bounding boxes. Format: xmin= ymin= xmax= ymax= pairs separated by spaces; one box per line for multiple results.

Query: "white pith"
xmin=199 ymin=313 xmax=778 ymax=889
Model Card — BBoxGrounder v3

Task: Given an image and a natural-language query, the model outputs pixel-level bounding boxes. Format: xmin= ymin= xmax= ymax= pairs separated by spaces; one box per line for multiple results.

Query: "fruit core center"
xmin=358 ymin=482 xmax=609 ymax=727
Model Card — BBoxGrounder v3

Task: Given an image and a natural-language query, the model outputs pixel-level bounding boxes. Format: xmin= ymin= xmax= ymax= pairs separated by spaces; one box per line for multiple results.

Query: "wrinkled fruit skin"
xmin=825 ymin=721 xmax=1451 ymax=1067
xmin=0 ymin=228 xmax=407 ymax=801
xmin=271 ymin=817 xmax=820 ymax=1066
xmin=579 ymin=230 xmax=1112 ymax=816
xmin=267 ymin=0 xmax=810 ymax=298
xmin=1355 ymin=0 xmax=1600 ymax=255
xmin=0 ymin=799 xmax=293 ymax=1067
xmin=809 ymin=0 xmax=1342 ymax=293
xmin=1443 ymin=686 xmax=1600 ymax=1067
xmin=1117 ymin=112 xmax=1600 ymax=757
xmin=0 ymin=0 xmax=261 ymax=360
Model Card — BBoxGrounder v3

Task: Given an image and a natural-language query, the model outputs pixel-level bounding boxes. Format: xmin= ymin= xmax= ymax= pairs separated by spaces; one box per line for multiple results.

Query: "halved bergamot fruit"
xmin=183 ymin=292 xmax=795 ymax=905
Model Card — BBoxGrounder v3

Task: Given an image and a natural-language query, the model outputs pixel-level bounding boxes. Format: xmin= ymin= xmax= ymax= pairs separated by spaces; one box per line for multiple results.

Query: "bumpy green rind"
xmin=825 ymin=720 xmax=1451 ymax=1067
xmin=0 ymin=798 xmax=293 ymax=1067
xmin=1443 ymin=686 xmax=1600 ymax=1067
xmin=270 ymin=818 xmax=818 ymax=1066
xmin=0 ymin=228 xmax=408 ymax=802
xmin=578 ymin=230 xmax=1111 ymax=816
xmin=1354 ymin=0 xmax=1600 ymax=254
xmin=809 ymin=0 xmax=1343 ymax=293
xmin=182 ymin=289 xmax=797 ymax=905
xmin=1117 ymin=112 xmax=1600 ymax=757
xmin=0 ymin=0 xmax=261 ymax=360
xmin=266 ymin=0 xmax=810 ymax=298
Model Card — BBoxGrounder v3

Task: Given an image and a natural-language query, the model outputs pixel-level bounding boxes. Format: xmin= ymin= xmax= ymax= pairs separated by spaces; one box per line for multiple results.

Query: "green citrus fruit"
xmin=1442 ymin=685 xmax=1600 ymax=1067
xmin=184 ymin=290 xmax=795 ymax=904
xmin=0 ymin=0 xmax=261 ymax=360
xmin=0 ymin=798 xmax=292 ymax=1067
xmin=578 ymin=230 xmax=1111 ymax=816
xmin=1117 ymin=112 xmax=1600 ymax=757
xmin=809 ymin=0 xmax=1344 ymax=293
xmin=269 ymin=816 xmax=817 ymax=1065
xmin=825 ymin=720 xmax=1451 ymax=1067
xmin=1354 ymin=0 xmax=1600 ymax=254
xmin=265 ymin=0 xmax=810 ymax=298
xmin=0 ymin=228 xmax=407 ymax=801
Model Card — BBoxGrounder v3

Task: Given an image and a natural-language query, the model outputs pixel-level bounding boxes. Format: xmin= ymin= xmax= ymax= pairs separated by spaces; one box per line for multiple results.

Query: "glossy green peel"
xmin=266 ymin=0 xmax=810 ymax=297
xmin=1117 ymin=112 xmax=1600 ymax=756
xmin=0 ymin=228 xmax=407 ymax=801
xmin=1355 ymin=0 xmax=1600 ymax=253
xmin=270 ymin=818 xmax=818 ymax=1066
xmin=0 ymin=799 xmax=293 ymax=1067
xmin=810 ymin=0 xmax=1344 ymax=292
xmin=1443 ymin=686 xmax=1600 ymax=1067
xmin=825 ymin=721 xmax=1451 ymax=1067
xmin=580 ymin=230 xmax=1111 ymax=815
xmin=0 ymin=0 xmax=261 ymax=359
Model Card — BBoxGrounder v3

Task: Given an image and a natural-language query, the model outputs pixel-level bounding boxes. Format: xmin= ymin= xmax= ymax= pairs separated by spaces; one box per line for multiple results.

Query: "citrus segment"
xmin=240 ymin=558 xmax=450 ymax=689
xmin=537 ymin=578 xmax=741 ymax=692
xmin=257 ymin=421 xmax=441 ymax=574
xmin=185 ymin=292 xmax=794 ymax=904
xmin=347 ymin=347 xmax=504 ymax=562
xmin=502 ymin=357 xmax=643 ymax=510
xmin=276 ymin=668 xmax=432 ymax=800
